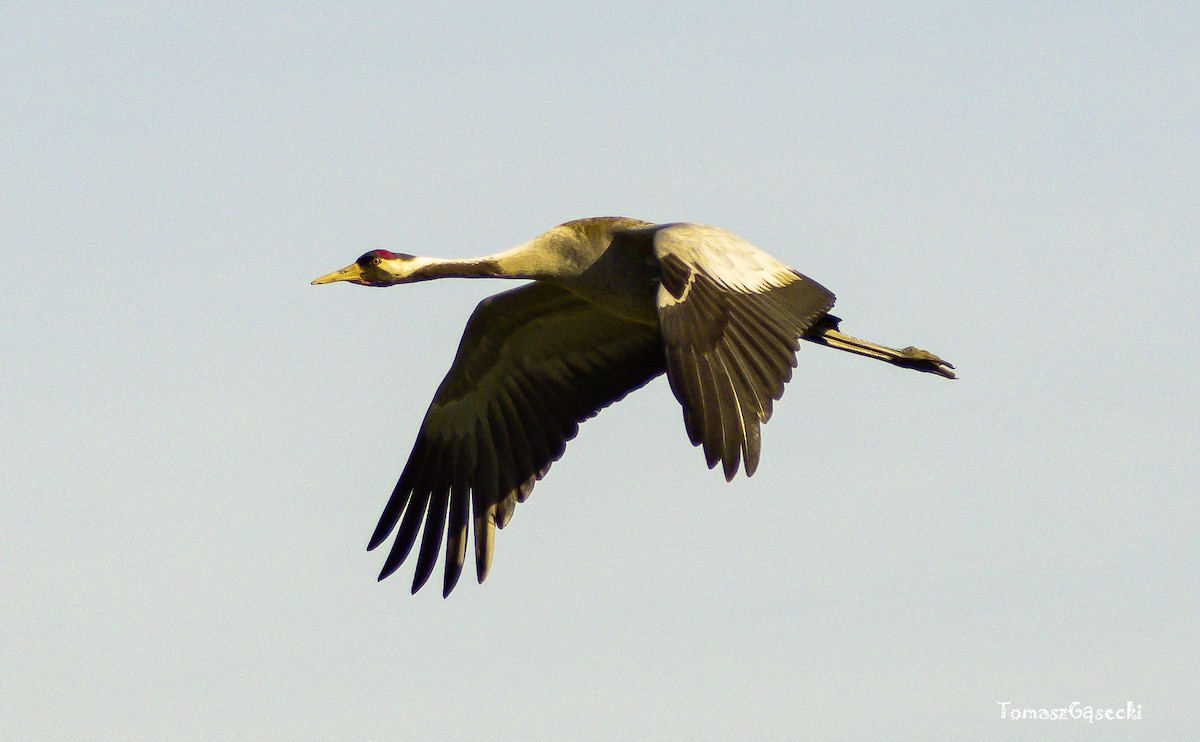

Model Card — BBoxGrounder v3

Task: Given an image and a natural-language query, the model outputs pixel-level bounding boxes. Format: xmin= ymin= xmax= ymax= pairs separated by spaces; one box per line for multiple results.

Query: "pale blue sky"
xmin=3 ymin=4 xmax=1197 ymax=740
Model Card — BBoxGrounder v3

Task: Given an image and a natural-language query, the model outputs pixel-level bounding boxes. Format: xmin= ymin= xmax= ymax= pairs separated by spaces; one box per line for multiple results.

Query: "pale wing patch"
xmin=653 ymin=223 xmax=802 ymax=300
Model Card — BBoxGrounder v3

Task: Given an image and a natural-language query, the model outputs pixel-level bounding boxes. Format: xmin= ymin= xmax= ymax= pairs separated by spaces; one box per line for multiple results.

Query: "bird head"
xmin=311 ymin=250 xmax=422 ymax=286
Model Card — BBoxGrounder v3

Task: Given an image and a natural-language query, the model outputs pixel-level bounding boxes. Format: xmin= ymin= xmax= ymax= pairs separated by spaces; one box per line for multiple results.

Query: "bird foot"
xmin=894 ymin=347 xmax=957 ymax=379
xmin=804 ymin=324 xmax=957 ymax=380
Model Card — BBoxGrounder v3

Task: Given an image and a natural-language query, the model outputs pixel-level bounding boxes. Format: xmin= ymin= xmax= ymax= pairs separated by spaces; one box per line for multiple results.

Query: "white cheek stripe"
xmin=389 ymin=256 xmax=436 ymax=274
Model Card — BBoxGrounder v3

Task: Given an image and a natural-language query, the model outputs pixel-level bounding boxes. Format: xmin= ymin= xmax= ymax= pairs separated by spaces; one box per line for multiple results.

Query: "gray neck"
xmin=410 ymin=257 xmax=507 ymax=280
xmin=402 ymin=219 xmax=647 ymax=283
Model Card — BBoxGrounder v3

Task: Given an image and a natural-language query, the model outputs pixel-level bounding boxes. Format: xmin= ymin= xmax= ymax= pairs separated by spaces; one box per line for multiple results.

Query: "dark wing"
xmin=369 ymin=282 xmax=665 ymax=596
xmin=652 ymin=223 xmax=835 ymax=480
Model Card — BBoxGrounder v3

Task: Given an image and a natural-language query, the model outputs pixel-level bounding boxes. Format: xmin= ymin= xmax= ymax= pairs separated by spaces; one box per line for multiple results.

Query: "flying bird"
xmin=313 ymin=217 xmax=954 ymax=596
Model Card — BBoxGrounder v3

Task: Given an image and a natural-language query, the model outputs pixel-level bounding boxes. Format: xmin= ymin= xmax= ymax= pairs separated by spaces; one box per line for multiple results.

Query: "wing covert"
xmin=652 ymin=223 xmax=835 ymax=480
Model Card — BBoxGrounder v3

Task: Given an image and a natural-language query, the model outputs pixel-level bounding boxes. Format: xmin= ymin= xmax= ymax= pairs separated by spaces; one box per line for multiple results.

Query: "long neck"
xmin=405 ymin=256 xmax=509 ymax=281
xmin=406 ymin=235 xmax=563 ymax=282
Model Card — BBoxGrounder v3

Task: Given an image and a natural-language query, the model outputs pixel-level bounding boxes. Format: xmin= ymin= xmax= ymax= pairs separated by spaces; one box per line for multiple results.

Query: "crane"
xmin=313 ymin=217 xmax=954 ymax=596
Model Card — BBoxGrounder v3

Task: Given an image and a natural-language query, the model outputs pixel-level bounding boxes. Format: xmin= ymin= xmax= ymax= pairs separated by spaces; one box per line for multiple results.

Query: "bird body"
xmin=313 ymin=216 xmax=954 ymax=596
xmin=531 ymin=217 xmax=663 ymax=324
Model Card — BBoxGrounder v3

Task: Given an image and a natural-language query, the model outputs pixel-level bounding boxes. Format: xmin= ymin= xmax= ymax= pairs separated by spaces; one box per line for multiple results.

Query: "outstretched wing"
xmin=369 ymin=282 xmax=665 ymax=596
xmin=652 ymin=223 xmax=835 ymax=480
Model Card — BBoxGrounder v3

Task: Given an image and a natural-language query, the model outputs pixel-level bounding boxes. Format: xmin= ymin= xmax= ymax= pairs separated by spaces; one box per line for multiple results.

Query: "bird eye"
xmin=372 ymin=257 xmax=382 ymax=266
